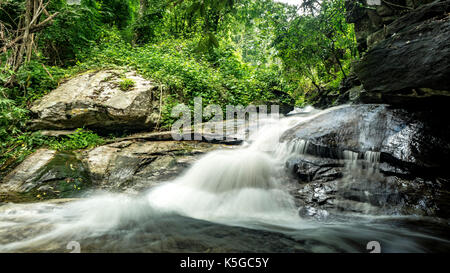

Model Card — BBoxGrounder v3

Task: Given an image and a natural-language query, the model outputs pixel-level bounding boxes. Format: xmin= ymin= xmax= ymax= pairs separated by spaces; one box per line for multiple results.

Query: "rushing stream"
xmin=0 ymin=106 xmax=449 ymax=253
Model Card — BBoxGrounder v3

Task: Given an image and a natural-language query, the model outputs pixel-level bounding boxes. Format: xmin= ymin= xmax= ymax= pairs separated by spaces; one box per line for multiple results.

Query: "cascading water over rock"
xmin=0 ymin=105 xmax=448 ymax=253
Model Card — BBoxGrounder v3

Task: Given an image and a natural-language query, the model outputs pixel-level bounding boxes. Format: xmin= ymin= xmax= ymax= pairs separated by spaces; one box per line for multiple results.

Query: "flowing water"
xmin=0 ymin=106 xmax=449 ymax=253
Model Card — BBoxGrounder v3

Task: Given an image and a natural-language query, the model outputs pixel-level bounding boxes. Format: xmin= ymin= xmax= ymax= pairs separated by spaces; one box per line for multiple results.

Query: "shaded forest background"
xmin=0 ymin=0 xmax=358 ymax=172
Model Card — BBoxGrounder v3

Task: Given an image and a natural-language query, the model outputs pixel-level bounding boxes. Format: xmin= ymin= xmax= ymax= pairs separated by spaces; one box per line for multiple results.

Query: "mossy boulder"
xmin=0 ymin=140 xmax=228 ymax=202
xmin=29 ymin=69 xmax=161 ymax=133
xmin=0 ymin=149 xmax=91 ymax=202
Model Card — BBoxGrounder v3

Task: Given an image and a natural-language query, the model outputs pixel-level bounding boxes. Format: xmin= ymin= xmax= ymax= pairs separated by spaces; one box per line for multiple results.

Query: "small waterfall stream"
xmin=0 ymin=106 xmax=448 ymax=252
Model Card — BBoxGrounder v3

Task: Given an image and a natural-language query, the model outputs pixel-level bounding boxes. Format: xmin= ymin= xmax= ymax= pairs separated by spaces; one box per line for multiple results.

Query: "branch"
xmin=20 ymin=11 xmax=59 ymax=33
xmin=381 ymin=0 xmax=413 ymax=10
xmin=1 ymin=12 xmax=59 ymax=52
xmin=29 ymin=0 xmax=50 ymax=27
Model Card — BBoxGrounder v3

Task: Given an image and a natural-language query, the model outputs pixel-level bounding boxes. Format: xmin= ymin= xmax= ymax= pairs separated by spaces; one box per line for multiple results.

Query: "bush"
xmin=0 ymin=94 xmax=28 ymax=141
xmin=39 ymin=0 xmax=103 ymax=66
xmin=50 ymin=128 xmax=105 ymax=151
xmin=119 ymin=78 xmax=136 ymax=91
xmin=77 ymin=37 xmax=293 ymax=127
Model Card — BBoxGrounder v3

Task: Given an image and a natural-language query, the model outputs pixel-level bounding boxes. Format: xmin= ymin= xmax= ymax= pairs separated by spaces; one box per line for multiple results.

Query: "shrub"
xmin=119 ymin=78 xmax=136 ymax=91
xmin=50 ymin=128 xmax=105 ymax=151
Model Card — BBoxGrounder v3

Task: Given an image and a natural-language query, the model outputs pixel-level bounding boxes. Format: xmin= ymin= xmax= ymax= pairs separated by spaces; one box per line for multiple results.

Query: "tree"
xmin=0 ymin=0 xmax=58 ymax=86
xmin=274 ymin=0 xmax=357 ymax=94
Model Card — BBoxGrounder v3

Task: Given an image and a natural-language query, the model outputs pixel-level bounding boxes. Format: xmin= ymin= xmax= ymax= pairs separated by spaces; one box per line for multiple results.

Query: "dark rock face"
xmin=346 ymin=0 xmax=437 ymax=51
xmin=347 ymin=1 xmax=450 ymax=107
xmin=282 ymin=104 xmax=450 ymax=218
xmin=355 ymin=2 xmax=450 ymax=104
xmin=282 ymin=104 xmax=450 ymax=173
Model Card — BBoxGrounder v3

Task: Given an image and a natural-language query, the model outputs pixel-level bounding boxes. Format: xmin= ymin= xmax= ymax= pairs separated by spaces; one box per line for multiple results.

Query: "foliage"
xmin=39 ymin=0 xmax=104 ymax=66
xmin=79 ymin=35 xmax=292 ymax=127
xmin=0 ymin=94 xmax=28 ymax=141
xmin=0 ymin=0 xmax=360 ymax=172
xmin=273 ymin=0 xmax=358 ymax=100
xmin=98 ymin=0 xmax=138 ymax=30
xmin=0 ymin=0 xmax=24 ymax=28
xmin=132 ymin=0 xmax=167 ymax=44
xmin=49 ymin=128 xmax=105 ymax=151
xmin=119 ymin=78 xmax=136 ymax=91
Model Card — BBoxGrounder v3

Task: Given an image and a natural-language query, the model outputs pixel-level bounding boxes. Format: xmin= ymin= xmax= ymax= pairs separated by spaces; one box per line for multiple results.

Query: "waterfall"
xmin=145 ymin=111 xmax=322 ymax=224
xmin=0 ymin=106 xmax=326 ymax=251
xmin=335 ymin=149 xmax=384 ymax=214
xmin=0 ymin=105 xmax=448 ymax=253
xmin=364 ymin=151 xmax=381 ymax=164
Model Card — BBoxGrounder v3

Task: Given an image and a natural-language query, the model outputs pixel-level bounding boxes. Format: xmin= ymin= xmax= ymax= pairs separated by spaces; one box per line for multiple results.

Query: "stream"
xmin=0 ymin=106 xmax=449 ymax=253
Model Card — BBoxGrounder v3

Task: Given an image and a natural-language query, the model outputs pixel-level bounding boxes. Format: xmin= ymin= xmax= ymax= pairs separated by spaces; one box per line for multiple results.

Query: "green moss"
xmin=119 ymin=78 xmax=136 ymax=91
xmin=33 ymin=152 xmax=91 ymax=199
xmin=0 ymin=152 xmax=92 ymax=203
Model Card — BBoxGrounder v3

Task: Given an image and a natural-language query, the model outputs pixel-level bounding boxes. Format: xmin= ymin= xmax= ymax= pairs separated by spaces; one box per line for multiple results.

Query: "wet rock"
xmin=353 ymin=1 xmax=450 ymax=106
xmin=0 ymin=149 xmax=57 ymax=193
xmin=102 ymin=125 xmax=245 ymax=145
xmin=82 ymin=140 xmax=226 ymax=192
xmin=0 ymin=150 xmax=91 ymax=202
xmin=39 ymin=130 xmax=77 ymax=137
xmin=287 ymin=156 xmax=344 ymax=183
xmin=282 ymin=104 xmax=450 ymax=217
xmin=0 ymin=140 xmax=229 ymax=202
xmin=30 ymin=70 xmax=161 ymax=132
xmin=298 ymin=206 xmax=330 ymax=220
xmin=282 ymin=104 xmax=450 ymax=176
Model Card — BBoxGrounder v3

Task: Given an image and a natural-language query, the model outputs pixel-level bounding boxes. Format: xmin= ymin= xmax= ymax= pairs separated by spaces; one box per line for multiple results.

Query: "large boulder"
xmin=282 ymin=104 xmax=450 ymax=217
xmin=282 ymin=104 xmax=450 ymax=173
xmin=350 ymin=1 xmax=450 ymax=106
xmin=81 ymin=140 xmax=226 ymax=192
xmin=0 ymin=140 xmax=227 ymax=203
xmin=0 ymin=149 xmax=90 ymax=202
xmin=30 ymin=70 xmax=161 ymax=132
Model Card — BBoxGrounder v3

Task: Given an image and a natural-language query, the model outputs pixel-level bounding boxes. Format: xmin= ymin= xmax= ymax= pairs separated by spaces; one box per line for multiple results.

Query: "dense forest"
xmin=0 ymin=0 xmax=359 ymax=174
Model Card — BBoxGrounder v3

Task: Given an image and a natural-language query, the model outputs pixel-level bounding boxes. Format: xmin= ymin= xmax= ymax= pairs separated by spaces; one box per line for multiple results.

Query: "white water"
xmin=145 ymin=106 xmax=341 ymax=225
xmin=1 ymin=105 xmax=447 ymax=252
xmin=0 ymin=106 xmax=334 ymax=251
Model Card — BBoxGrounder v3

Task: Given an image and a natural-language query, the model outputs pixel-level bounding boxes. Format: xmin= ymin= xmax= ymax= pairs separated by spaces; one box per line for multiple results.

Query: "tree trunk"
xmin=140 ymin=0 xmax=148 ymax=16
xmin=331 ymin=41 xmax=347 ymax=79
xmin=2 ymin=0 xmax=58 ymax=87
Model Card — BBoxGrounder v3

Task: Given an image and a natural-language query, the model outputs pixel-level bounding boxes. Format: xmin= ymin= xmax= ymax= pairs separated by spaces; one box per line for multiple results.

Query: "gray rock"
xmin=82 ymin=140 xmax=226 ymax=192
xmin=0 ymin=150 xmax=90 ymax=202
xmin=353 ymin=1 xmax=450 ymax=105
xmin=282 ymin=104 xmax=450 ymax=174
xmin=30 ymin=70 xmax=161 ymax=132
xmin=282 ymin=104 xmax=450 ymax=217
xmin=0 ymin=149 xmax=57 ymax=193
xmin=0 ymin=140 xmax=228 ymax=202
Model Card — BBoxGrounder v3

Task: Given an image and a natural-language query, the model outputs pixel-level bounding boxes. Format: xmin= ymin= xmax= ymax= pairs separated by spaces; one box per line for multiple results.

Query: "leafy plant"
xmin=273 ymin=0 xmax=358 ymax=100
xmin=0 ymin=95 xmax=28 ymax=141
xmin=119 ymin=78 xmax=136 ymax=91
xmin=50 ymin=128 xmax=104 ymax=151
